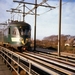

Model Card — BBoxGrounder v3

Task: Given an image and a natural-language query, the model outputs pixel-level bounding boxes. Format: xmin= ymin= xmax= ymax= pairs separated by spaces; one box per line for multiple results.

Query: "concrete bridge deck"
xmin=0 ymin=56 xmax=13 ymax=75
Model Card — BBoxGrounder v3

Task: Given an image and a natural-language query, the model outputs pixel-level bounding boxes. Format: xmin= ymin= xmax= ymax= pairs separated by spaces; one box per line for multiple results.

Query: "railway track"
xmin=16 ymin=51 xmax=75 ymax=75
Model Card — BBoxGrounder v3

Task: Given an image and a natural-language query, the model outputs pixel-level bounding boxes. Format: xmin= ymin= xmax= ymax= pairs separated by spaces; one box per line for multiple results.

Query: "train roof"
xmin=9 ymin=21 xmax=30 ymax=26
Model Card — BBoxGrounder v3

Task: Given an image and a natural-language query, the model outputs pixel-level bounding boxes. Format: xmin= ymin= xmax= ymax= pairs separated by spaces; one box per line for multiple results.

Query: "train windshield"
xmin=11 ymin=26 xmax=20 ymax=37
xmin=21 ymin=29 xmax=28 ymax=35
xmin=19 ymin=28 xmax=30 ymax=36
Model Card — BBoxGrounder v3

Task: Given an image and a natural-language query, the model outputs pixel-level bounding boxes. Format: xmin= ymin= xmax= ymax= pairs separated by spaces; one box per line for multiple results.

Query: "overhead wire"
xmin=8 ymin=0 xmax=73 ymax=19
xmin=39 ymin=0 xmax=72 ymax=15
xmin=10 ymin=0 xmax=24 ymax=20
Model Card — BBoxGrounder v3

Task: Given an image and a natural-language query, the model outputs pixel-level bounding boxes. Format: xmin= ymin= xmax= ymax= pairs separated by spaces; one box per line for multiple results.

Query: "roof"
xmin=65 ymin=37 xmax=75 ymax=44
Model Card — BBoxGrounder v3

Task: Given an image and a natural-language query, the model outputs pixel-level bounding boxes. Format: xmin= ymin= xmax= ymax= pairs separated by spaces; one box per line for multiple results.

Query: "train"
xmin=2 ymin=20 xmax=32 ymax=52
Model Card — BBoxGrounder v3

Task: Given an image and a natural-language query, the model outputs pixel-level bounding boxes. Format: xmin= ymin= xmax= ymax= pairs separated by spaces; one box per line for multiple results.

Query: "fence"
xmin=0 ymin=46 xmax=60 ymax=75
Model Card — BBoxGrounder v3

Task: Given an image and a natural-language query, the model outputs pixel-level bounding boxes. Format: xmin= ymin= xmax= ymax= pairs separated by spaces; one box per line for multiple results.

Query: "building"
xmin=65 ymin=37 xmax=75 ymax=46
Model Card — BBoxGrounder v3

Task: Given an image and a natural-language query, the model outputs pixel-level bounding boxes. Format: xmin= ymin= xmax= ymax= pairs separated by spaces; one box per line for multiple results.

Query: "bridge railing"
xmin=0 ymin=46 xmax=60 ymax=75
xmin=0 ymin=46 xmax=39 ymax=75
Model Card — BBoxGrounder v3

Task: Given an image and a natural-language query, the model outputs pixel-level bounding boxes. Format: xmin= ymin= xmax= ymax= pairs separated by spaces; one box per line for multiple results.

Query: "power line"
xmin=39 ymin=0 xmax=72 ymax=15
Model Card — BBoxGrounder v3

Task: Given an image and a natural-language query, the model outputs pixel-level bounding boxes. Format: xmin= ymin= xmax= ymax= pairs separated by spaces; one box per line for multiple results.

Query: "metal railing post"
xmin=17 ymin=57 xmax=20 ymax=75
xmin=29 ymin=62 xmax=31 ymax=75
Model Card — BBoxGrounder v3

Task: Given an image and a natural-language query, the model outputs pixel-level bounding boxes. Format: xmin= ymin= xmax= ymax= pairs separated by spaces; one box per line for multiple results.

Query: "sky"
xmin=0 ymin=0 xmax=75 ymax=40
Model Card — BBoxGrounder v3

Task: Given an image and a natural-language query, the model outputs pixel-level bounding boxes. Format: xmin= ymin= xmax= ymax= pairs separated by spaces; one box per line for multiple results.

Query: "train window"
xmin=12 ymin=29 xmax=16 ymax=35
xmin=9 ymin=28 xmax=10 ymax=34
xmin=11 ymin=27 xmax=19 ymax=36
xmin=21 ymin=29 xmax=23 ymax=35
xmin=23 ymin=29 xmax=28 ymax=35
xmin=19 ymin=29 xmax=29 ymax=36
xmin=19 ymin=28 xmax=23 ymax=35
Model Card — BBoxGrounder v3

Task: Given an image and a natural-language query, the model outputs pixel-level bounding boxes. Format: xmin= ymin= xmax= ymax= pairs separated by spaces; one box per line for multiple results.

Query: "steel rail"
xmin=24 ymin=52 xmax=75 ymax=66
xmin=18 ymin=52 xmax=75 ymax=75
xmin=35 ymin=52 xmax=75 ymax=63
xmin=22 ymin=52 xmax=75 ymax=74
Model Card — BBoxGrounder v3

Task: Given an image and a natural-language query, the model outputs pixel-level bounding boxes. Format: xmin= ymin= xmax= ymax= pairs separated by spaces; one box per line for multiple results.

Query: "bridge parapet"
xmin=0 ymin=46 xmax=39 ymax=75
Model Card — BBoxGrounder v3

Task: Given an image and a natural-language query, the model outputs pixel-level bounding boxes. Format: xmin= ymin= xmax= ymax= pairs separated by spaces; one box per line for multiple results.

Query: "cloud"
xmin=0 ymin=0 xmax=75 ymax=40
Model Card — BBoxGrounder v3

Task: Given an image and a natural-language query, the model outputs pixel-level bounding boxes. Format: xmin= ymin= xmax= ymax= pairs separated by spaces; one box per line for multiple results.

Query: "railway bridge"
xmin=0 ymin=46 xmax=75 ymax=75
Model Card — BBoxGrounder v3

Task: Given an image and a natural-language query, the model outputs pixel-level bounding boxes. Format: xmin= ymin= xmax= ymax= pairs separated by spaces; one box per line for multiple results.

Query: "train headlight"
xmin=11 ymin=37 xmax=20 ymax=42
xmin=21 ymin=38 xmax=25 ymax=45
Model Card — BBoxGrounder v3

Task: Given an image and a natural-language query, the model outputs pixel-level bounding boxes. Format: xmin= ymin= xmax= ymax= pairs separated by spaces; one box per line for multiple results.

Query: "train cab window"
xmin=9 ymin=28 xmax=10 ymax=34
xmin=21 ymin=29 xmax=23 ymax=35
xmin=11 ymin=27 xmax=18 ymax=36
xmin=12 ymin=29 xmax=16 ymax=35
xmin=19 ymin=28 xmax=28 ymax=36
xmin=23 ymin=29 xmax=29 ymax=35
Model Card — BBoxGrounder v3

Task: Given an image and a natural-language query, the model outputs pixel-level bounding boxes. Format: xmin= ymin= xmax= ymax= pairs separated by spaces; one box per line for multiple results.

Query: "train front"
xmin=10 ymin=21 xmax=31 ymax=52
xmin=18 ymin=22 xmax=31 ymax=51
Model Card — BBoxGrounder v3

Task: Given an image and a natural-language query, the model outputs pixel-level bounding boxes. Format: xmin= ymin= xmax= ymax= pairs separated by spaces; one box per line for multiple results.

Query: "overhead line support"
xmin=58 ymin=0 xmax=62 ymax=56
xmin=13 ymin=0 xmax=56 ymax=8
